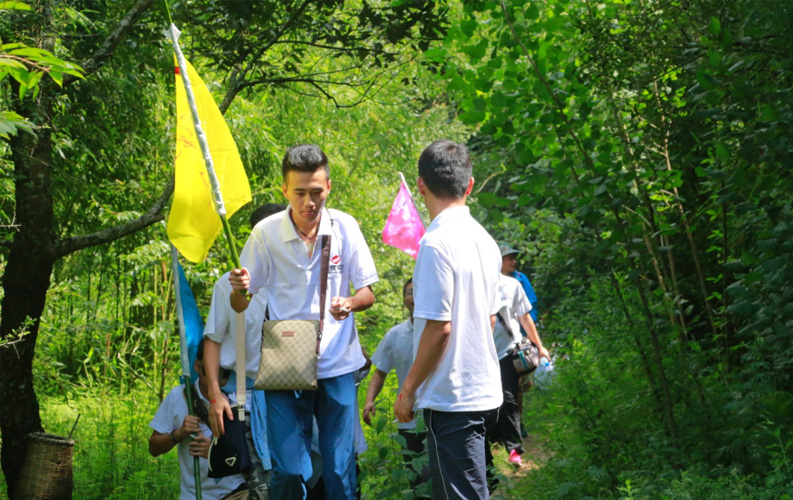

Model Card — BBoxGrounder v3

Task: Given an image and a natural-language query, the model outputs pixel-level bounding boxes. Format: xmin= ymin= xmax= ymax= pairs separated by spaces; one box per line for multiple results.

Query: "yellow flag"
xmin=167 ymin=57 xmax=251 ymax=263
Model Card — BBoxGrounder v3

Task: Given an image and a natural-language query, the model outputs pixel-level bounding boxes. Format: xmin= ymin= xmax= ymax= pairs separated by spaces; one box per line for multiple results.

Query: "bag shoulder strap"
xmin=318 ymin=234 xmax=331 ymax=353
xmin=496 ymin=309 xmax=514 ymax=337
xmin=497 ymin=309 xmax=534 ymax=351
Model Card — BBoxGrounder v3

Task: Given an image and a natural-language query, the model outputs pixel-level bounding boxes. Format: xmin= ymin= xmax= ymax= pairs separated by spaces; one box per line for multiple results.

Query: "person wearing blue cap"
xmin=499 ymin=244 xmax=539 ymax=324
xmin=492 ymin=243 xmax=550 ymax=467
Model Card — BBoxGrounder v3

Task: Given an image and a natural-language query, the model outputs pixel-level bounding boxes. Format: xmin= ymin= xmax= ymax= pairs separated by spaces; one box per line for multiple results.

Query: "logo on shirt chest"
xmin=329 ymin=254 xmax=343 ymax=274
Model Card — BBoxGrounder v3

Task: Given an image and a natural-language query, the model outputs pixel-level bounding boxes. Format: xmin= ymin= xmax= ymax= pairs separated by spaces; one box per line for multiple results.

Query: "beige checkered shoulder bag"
xmin=254 ymin=234 xmax=331 ymax=390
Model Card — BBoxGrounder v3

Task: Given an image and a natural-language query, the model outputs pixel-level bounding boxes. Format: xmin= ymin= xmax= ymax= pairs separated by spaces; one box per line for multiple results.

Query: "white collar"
xmin=278 ymin=206 xmax=334 ymax=242
xmin=428 ymin=205 xmax=470 ymax=231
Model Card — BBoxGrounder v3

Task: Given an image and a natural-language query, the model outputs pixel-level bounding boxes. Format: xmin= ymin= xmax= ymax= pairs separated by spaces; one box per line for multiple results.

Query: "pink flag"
xmin=382 ymin=179 xmax=425 ymax=259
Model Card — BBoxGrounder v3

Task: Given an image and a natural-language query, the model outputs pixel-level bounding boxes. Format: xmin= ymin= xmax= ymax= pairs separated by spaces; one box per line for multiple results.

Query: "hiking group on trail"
xmin=149 ymin=140 xmax=550 ymax=500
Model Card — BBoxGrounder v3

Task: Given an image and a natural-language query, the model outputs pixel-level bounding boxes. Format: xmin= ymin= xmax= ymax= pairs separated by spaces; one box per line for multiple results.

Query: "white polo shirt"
xmin=149 ymin=383 xmax=243 ymax=500
xmin=240 ymin=207 xmax=379 ymax=379
xmin=371 ymin=319 xmax=417 ymax=429
xmin=204 ymin=271 xmax=267 ymax=381
xmin=412 ymin=205 xmax=502 ymax=412
xmin=493 ymin=274 xmax=532 ymax=360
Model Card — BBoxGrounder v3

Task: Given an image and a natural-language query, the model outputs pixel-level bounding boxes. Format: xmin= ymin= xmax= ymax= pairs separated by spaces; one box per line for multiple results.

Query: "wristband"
xmin=170 ymin=431 xmax=182 ymax=443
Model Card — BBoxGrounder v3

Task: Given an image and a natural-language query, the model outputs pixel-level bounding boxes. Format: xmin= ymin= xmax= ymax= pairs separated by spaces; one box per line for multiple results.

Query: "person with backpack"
xmin=149 ymin=338 xmax=247 ymax=500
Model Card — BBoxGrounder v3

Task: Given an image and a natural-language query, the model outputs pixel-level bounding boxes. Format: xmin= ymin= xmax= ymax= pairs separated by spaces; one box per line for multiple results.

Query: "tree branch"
xmin=218 ymin=0 xmax=314 ymax=113
xmin=271 ymin=39 xmax=393 ymax=55
xmin=51 ymin=176 xmax=173 ymax=258
xmin=63 ymin=0 xmax=156 ymax=86
xmin=247 ymin=75 xmax=369 ymax=88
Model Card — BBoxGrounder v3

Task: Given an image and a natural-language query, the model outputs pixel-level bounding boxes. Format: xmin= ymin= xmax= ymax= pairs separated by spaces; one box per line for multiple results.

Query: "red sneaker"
xmin=508 ymin=449 xmax=522 ymax=467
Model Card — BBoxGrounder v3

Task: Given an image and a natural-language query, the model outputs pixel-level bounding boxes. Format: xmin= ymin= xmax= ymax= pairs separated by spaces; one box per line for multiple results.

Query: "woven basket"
xmin=16 ymin=432 xmax=75 ymax=500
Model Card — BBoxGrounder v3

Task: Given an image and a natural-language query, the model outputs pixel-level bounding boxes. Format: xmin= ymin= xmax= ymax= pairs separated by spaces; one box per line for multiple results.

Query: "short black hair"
xmin=195 ymin=338 xmax=230 ymax=379
xmin=281 ymin=144 xmax=329 ymax=181
xmin=403 ymin=277 xmax=413 ymax=296
xmin=249 ymin=203 xmax=286 ymax=229
xmin=418 ymin=140 xmax=472 ymax=199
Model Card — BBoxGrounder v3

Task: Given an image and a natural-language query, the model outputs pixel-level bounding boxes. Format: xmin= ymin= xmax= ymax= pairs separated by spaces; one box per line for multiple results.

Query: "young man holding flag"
xmin=228 ymin=144 xmax=378 ymax=500
xmin=204 ymin=203 xmax=286 ymax=500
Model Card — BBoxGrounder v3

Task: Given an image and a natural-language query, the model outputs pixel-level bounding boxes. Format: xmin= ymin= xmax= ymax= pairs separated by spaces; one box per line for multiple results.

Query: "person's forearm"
xmin=401 ymin=320 xmax=450 ymax=396
xmin=204 ymin=339 xmax=224 ymax=397
xmin=366 ymin=369 xmax=387 ymax=406
xmin=149 ymin=431 xmax=180 ymax=457
xmin=518 ymin=314 xmax=543 ymax=349
xmin=349 ymin=286 xmax=375 ymax=312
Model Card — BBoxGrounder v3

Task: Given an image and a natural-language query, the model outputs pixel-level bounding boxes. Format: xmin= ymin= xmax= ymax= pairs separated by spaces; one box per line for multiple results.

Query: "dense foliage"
xmin=2 ymin=0 xmax=792 ymax=498
xmin=432 ymin=0 xmax=793 ymax=497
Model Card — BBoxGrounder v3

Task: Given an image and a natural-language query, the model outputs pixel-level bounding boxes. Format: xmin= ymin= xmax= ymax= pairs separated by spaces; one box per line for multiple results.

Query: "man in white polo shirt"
xmin=229 ymin=144 xmax=378 ymax=500
xmin=394 ymin=139 xmax=502 ymax=499
xmin=149 ymin=339 xmax=247 ymax=500
xmin=490 ymin=242 xmax=550 ymax=468
xmin=204 ymin=203 xmax=286 ymax=499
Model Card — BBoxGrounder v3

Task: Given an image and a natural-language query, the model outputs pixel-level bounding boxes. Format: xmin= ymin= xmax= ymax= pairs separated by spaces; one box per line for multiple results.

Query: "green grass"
xmin=3 ymin=377 xmax=540 ymax=500
xmin=1 ymin=383 xmax=179 ymax=500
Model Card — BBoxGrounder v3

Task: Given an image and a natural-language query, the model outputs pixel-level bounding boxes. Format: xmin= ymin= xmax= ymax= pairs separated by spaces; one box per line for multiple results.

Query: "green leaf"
xmin=0 ymin=1 xmax=32 ymax=10
xmin=48 ymin=69 xmax=63 ymax=86
xmin=725 ymin=282 xmax=748 ymax=297
xmin=759 ymin=103 xmax=779 ymax=121
xmin=478 ymin=192 xmax=497 ymax=208
xmin=490 ymin=91 xmax=507 ymax=109
xmin=0 ymin=110 xmax=36 ymax=138
xmin=463 ymin=38 xmax=488 ymax=61
xmin=0 ymin=57 xmax=27 ymax=70
xmin=460 ymin=19 xmax=477 ymax=38
xmin=375 ymin=417 xmax=387 ymax=434
xmin=474 ymin=78 xmax=493 ymax=92
xmin=457 ymin=109 xmax=485 ymax=124
xmin=718 ymin=27 xmax=733 ymax=49
xmin=526 ymin=4 xmax=540 ymax=20
xmin=393 ymin=433 xmax=407 ymax=448
xmin=708 ymin=17 xmax=721 ymax=36
xmin=8 ymin=47 xmax=51 ymax=58
xmin=423 ymin=47 xmax=446 ymax=62
xmin=714 ymin=142 xmax=730 ymax=161
xmin=708 ymin=49 xmax=722 ymax=67
xmin=695 ymin=68 xmax=716 ymax=91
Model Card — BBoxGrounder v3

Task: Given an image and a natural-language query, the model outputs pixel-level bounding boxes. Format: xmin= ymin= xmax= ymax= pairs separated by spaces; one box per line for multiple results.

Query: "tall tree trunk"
xmin=0 ymin=258 xmax=55 ymax=498
xmin=1 ymin=93 xmax=57 ymax=497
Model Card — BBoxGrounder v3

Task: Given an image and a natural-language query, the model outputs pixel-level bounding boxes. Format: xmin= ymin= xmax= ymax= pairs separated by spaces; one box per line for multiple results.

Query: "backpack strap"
xmin=183 ymin=383 xmax=209 ymax=425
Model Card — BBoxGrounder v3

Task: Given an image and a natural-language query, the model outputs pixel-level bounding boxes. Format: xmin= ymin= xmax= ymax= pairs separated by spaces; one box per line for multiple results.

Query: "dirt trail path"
xmin=518 ymin=433 xmax=550 ymax=472
xmin=491 ymin=433 xmax=551 ymax=498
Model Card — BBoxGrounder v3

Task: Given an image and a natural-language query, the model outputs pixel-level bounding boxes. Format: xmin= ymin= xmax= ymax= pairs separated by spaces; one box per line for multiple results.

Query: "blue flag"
xmin=177 ymin=261 xmax=204 ymax=382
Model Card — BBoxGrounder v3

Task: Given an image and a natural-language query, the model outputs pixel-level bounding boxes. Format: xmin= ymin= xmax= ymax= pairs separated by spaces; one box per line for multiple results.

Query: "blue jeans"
xmin=266 ymin=373 xmax=357 ymax=500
